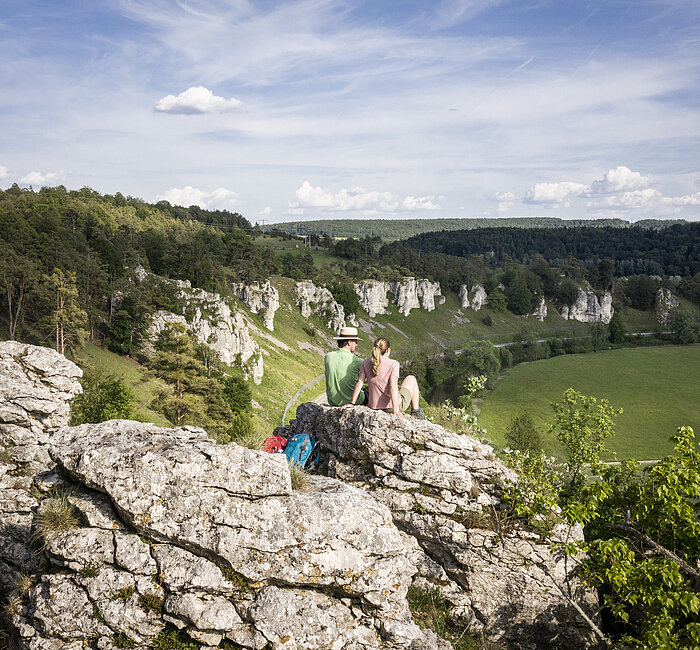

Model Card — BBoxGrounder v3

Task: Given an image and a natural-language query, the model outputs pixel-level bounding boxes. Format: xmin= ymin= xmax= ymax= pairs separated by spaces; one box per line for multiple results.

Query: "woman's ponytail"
xmin=371 ymin=337 xmax=390 ymax=377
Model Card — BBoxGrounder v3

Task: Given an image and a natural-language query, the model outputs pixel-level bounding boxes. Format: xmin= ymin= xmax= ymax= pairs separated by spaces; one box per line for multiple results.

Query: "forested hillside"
xmin=0 ymin=185 xmax=281 ymax=345
xmin=403 ymin=223 xmax=700 ymax=277
xmin=272 ymin=216 xmax=684 ymax=240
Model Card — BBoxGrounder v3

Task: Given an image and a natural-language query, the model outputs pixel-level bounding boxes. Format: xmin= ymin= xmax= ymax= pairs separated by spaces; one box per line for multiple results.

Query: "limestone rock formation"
xmin=354 ymin=280 xmax=390 ymax=317
xmin=655 ymin=287 xmax=679 ymax=325
xmin=281 ymin=403 xmax=600 ymax=649
xmin=531 ymin=297 xmax=547 ymax=321
xmin=146 ymin=280 xmax=264 ymax=384
xmin=458 ymin=284 xmax=488 ymax=311
xmin=559 ymin=289 xmax=613 ymax=324
xmin=296 ymin=281 xmax=347 ymax=333
xmin=0 ymin=342 xmax=82 ymax=596
xmin=231 ymin=280 xmax=280 ymax=331
xmin=393 ymin=278 xmax=443 ymax=316
xmin=7 ymin=418 xmax=446 ymax=650
xmin=355 ymin=278 xmax=444 ymax=317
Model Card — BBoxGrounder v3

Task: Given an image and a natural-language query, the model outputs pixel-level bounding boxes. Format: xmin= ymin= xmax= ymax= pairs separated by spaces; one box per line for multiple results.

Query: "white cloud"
xmin=0 ymin=166 xmax=8 ymax=180
xmin=401 ymin=195 xmax=441 ymax=210
xmin=524 ymin=182 xmax=588 ymax=206
xmin=591 ymin=188 xmax=662 ymax=209
xmin=19 ymin=170 xmax=65 ymax=186
xmin=590 ymin=166 xmax=651 ymax=194
xmin=154 ymin=86 xmax=243 ymax=115
xmin=292 ymin=181 xmax=439 ymax=213
xmin=661 ymin=192 xmax=700 ymax=206
xmin=493 ymin=191 xmax=515 ymax=213
xmin=156 ymin=186 xmax=240 ymax=210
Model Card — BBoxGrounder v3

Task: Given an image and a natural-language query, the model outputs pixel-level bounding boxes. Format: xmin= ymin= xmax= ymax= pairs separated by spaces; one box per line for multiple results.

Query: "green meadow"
xmin=477 ymin=345 xmax=700 ymax=461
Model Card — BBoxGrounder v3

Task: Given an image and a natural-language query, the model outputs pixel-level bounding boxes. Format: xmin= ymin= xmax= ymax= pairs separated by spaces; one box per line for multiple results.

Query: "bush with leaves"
xmin=505 ymin=412 xmax=542 ymax=454
xmin=71 ymin=368 xmax=135 ymax=424
xmin=502 ymin=390 xmax=699 ymax=648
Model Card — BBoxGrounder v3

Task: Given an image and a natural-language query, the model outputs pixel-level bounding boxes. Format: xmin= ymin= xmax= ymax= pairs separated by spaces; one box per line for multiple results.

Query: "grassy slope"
xmin=59 ymin=271 xmax=682 ymax=440
xmin=241 ymin=277 xmax=328 ymax=428
xmin=477 ymin=344 xmax=700 ymax=461
xmin=72 ymin=344 xmax=171 ymax=427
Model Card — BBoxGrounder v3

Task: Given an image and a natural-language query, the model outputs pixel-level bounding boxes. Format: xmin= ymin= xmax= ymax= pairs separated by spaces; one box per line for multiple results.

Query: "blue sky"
xmin=2 ymin=0 xmax=700 ymax=223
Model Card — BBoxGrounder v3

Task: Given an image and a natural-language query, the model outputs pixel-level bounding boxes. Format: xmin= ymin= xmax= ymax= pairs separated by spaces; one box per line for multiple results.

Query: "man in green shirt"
xmin=324 ymin=326 xmax=367 ymax=407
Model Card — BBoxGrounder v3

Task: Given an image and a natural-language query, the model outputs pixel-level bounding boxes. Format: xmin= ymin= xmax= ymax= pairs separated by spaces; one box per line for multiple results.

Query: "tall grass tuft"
xmin=35 ymin=493 xmax=80 ymax=542
xmin=289 ymin=463 xmax=310 ymax=491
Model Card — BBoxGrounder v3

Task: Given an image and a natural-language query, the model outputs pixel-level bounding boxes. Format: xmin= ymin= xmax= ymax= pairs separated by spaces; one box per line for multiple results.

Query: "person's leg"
xmin=400 ymin=375 xmax=420 ymax=410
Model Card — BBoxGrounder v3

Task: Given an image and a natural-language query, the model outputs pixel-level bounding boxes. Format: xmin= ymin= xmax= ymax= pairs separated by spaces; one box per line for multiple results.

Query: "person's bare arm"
xmin=340 ymin=366 xmax=366 ymax=411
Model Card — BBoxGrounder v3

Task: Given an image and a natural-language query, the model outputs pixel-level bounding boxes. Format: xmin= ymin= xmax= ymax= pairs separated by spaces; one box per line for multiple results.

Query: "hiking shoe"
xmin=411 ymin=407 xmax=427 ymax=420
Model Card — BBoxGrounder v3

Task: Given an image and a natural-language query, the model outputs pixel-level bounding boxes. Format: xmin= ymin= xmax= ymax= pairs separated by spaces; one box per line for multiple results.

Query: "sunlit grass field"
xmin=477 ymin=344 xmax=700 ymax=461
xmin=72 ymin=344 xmax=171 ymax=426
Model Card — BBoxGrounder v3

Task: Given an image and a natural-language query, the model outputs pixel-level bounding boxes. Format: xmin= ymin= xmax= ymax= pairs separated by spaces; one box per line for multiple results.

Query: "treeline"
xmin=403 ymin=223 xmax=700 ymax=277
xmin=0 ymin=185 xmax=280 ymax=347
xmin=407 ymin=319 xmax=697 ymax=403
xmin=271 ymin=216 xmax=662 ymax=241
xmin=330 ymin=234 xmax=700 ymax=317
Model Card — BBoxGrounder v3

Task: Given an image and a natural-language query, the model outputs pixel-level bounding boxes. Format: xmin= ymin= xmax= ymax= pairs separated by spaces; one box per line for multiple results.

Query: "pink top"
xmin=361 ymin=356 xmax=399 ymax=410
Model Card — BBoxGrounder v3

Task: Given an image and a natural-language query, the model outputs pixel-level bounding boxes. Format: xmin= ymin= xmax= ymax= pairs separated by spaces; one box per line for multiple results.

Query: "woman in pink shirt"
xmin=343 ymin=337 xmax=425 ymax=418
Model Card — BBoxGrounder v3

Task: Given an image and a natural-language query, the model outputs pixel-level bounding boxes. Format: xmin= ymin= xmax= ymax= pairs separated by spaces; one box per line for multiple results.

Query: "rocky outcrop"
xmin=295 ymin=281 xmax=347 ymax=333
xmin=354 ymin=280 xmax=390 ymax=317
xmin=7 ymin=418 xmax=447 ymax=650
xmin=355 ymin=279 xmax=443 ymax=317
xmin=280 ymin=403 xmax=599 ymax=649
xmin=655 ymin=288 xmax=679 ymax=325
xmin=146 ymin=280 xmax=264 ymax=384
xmin=458 ymin=284 xmax=488 ymax=311
xmin=531 ymin=297 xmax=547 ymax=321
xmin=559 ymin=289 xmax=613 ymax=324
xmin=231 ymin=280 xmax=280 ymax=331
xmin=0 ymin=342 xmax=82 ymax=596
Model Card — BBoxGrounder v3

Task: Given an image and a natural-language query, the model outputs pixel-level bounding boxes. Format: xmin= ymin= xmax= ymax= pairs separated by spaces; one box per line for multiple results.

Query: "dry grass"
xmin=2 ymin=596 xmax=22 ymax=618
xmin=35 ymin=493 xmax=80 ymax=541
xmin=232 ymin=429 xmax=268 ymax=450
xmin=14 ymin=573 xmax=33 ymax=598
xmin=289 ymin=464 xmax=311 ymax=491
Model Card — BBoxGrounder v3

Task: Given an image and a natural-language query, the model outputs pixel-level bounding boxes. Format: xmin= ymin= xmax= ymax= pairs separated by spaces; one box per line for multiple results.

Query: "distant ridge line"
xmin=270 ymin=217 xmax=686 ymax=241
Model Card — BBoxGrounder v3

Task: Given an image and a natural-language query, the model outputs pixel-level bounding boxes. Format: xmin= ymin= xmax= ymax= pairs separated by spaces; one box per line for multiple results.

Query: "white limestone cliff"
xmin=531 ymin=297 xmax=547 ymax=321
xmin=295 ymin=281 xmax=347 ymax=333
xmin=231 ymin=280 xmax=280 ymax=331
xmin=355 ymin=278 xmax=443 ymax=317
xmin=0 ymin=346 xmax=448 ymax=650
xmin=559 ymin=289 xmax=614 ymax=324
xmin=458 ymin=284 xmax=488 ymax=311
xmin=146 ymin=280 xmax=264 ymax=384
xmin=354 ymin=280 xmax=391 ymax=317
xmin=655 ymin=288 xmax=679 ymax=325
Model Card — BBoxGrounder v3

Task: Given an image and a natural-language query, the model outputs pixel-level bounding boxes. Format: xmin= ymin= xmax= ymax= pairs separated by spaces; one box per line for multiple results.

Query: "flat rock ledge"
xmin=280 ymin=403 xmax=601 ymax=649
xmin=6 ymin=418 xmax=447 ymax=650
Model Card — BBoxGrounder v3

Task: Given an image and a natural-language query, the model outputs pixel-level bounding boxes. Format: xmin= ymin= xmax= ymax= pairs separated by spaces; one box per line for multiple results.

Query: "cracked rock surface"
xmin=1 ymin=354 xmax=446 ymax=650
xmin=0 ymin=341 xmax=83 ymax=597
xmin=281 ymin=403 xmax=600 ymax=649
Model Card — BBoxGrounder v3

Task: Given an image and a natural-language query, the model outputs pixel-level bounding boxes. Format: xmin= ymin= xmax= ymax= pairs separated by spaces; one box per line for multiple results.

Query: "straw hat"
xmin=333 ymin=326 xmax=360 ymax=341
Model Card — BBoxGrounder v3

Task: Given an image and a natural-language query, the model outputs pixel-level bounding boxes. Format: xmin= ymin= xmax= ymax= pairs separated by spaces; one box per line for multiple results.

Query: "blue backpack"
xmin=284 ymin=433 xmax=320 ymax=470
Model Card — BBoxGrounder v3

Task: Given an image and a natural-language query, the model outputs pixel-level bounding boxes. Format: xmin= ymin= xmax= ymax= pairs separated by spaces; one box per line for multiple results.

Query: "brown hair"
xmin=371 ymin=337 xmax=390 ymax=376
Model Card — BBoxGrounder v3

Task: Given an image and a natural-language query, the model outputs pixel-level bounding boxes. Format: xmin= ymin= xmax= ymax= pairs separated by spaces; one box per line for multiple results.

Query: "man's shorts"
xmin=384 ymin=386 xmax=411 ymax=413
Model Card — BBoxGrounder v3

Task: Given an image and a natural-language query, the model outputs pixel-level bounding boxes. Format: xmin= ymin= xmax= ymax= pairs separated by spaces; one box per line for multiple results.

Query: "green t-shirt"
xmin=324 ymin=348 xmax=365 ymax=407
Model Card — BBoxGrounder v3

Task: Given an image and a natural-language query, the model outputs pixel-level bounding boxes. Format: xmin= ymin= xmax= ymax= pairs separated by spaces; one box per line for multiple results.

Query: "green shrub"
xmin=505 ymin=413 xmax=542 ymax=454
xmin=151 ymin=624 xmax=200 ymax=650
xmin=222 ymin=375 xmax=252 ymax=413
xmin=71 ymin=368 xmax=134 ymax=425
